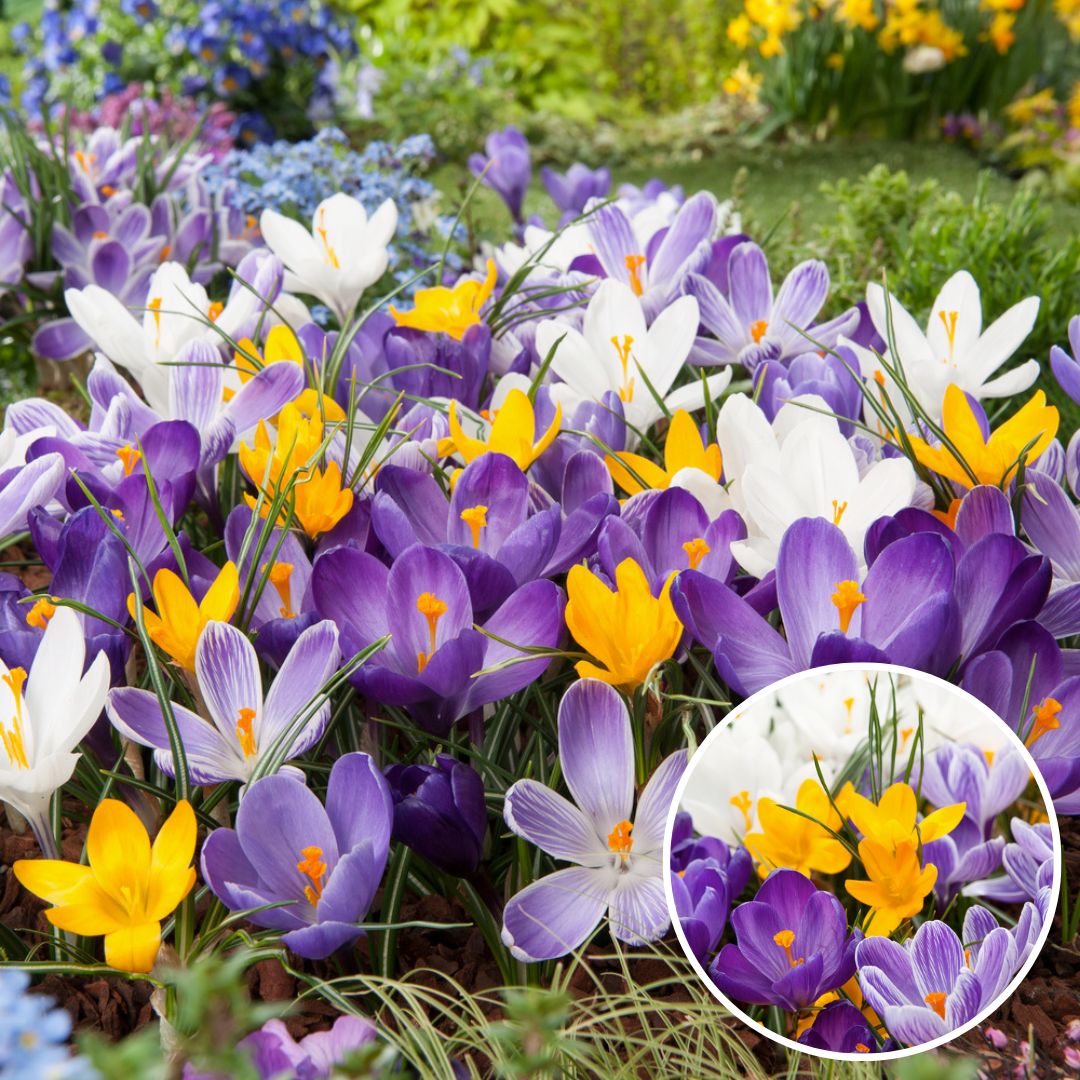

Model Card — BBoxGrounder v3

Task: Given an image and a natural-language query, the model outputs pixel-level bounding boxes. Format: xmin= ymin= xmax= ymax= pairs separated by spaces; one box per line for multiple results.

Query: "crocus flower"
xmin=129 ymin=562 xmax=240 ymax=672
xmin=855 ymin=911 xmax=1021 ymax=1046
xmin=238 ymin=1016 xmax=378 ymax=1080
xmin=685 ymin=242 xmax=858 ymax=369
xmin=312 ymin=543 xmax=564 ymax=736
xmin=907 ymin=386 xmax=1058 ymax=490
xmin=390 ymin=259 xmax=497 ymax=340
xmin=671 ymin=860 xmax=733 ymax=963
xmin=535 ymin=280 xmax=731 ymax=436
xmin=605 ymin=409 xmax=722 ymax=497
xmin=798 ymin=1001 xmax=883 ymax=1054
xmin=964 ymin=818 xmax=1054 ymax=904
xmin=201 ymin=752 xmax=392 ymax=959
xmin=710 ymin=869 xmax=860 ymax=1010
xmin=0 ymin=452 xmax=65 ymax=542
xmin=107 ymin=619 xmax=340 ymax=786
xmin=260 ymin=194 xmax=398 ymax=326
xmin=502 ymin=680 xmax=687 ymax=960
xmin=469 ymin=127 xmax=530 ymax=223
xmin=1049 ymin=315 xmax=1080 ymax=405
xmin=384 ymin=754 xmax=486 ymax=876
xmin=0 ymin=607 xmax=110 ymax=858
xmin=565 ymin=557 xmax=683 ymax=693
xmin=844 ymin=781 xmax=966 ymax=853
xmin=439 ymin=390 xmax=560 ymax=473
xmin=14 ymin=798 xmax=196 ymax=972
xmin=849 ymin=271 xmax=1040 ymax=422
xmin=541 ymin=162 xmax=611 ymax=222
xmin=743 ymin=778 xmax=854 ymax=878
xmin=845 ymin=839 xmax=939 ymax=937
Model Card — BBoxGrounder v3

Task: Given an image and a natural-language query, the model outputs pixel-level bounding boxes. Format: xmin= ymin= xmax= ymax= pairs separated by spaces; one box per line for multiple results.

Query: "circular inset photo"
xmin=663 ymin=663 xmax=1061 ymax=1061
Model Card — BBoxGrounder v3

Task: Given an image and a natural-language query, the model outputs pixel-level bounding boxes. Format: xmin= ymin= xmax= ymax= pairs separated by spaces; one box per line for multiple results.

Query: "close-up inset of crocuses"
xmin=1 ymin=11 xmax=1080 ymax=1070
xmin=673 ymin=670 xmax=1057 ymax=1056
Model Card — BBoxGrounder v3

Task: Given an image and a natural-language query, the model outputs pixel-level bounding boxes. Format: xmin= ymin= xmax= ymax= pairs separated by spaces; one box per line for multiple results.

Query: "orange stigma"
xmin=416 ymin=592 xmax=448 ymax=673
xmin=25 ymin=597 xmax=56 ymax=629
xmin=831 ymin=579 xmax=867 ymax=634
xmin=316 ymin=207 xmax=340 ymax=269
xmin=460 ymin=505 xmax=489 ymax=549
xmin=236 ymin=707 xmax=257 ymax=759
xmin=938 ymin=309 xmax=959 ymax=359
xmin=116 ymin=444 xmax=142 ymax=476
xmin=773 ymin=929 xmax=803 ymax=967
xmin=296 ymin=845 xmax=327 ymax=906
xmin=610 ymin=335 xmax=636 ymax=403
xmin=607 ymin=819 xmax=634 ymax=860
xmin=730 ymin=790 xmax=753 ymax=832
xmin=1026 ymin=697 xmax=1062 ymax=749
xmin=147 ymin=296 xmax=163 ymax=347
xmin=624 ymin=254 xmax=646 ymax=296
xmin=266 ymin=562 xmax=296 ymax=619
xmin=683 ymin=537 xmax=711 ymax=570
xmin=207 ymin=301 xmax=224 ymax=322
xmin=924 ymin=991 xmax=947 ymax=1020
xmin=750 ymin=319 xmax=769 ymax=344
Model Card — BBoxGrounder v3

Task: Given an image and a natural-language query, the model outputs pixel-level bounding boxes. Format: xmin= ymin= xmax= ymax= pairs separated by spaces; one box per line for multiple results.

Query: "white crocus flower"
xmin=848 ymin=270 xmax=1040 ymax=425
xmin=0 ymin=607 xmax=109 ymax=858
xmin=260 ymin=193 xmax=398 ymax=327
xmin=65 ymin=261 xmax=258 ymax=414
xmin=535 ymin=280 xmax=731 ymax=440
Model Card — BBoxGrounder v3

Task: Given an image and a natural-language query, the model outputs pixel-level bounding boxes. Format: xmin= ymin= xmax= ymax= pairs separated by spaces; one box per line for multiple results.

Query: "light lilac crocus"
xmin=1050 ymin=315 xmax=1080 ymax=405
xmin=964 ymin=819 xmax=1054 ymax=904
xmin=469 ymin=127 xmax=531 ymax=224
xmin=106 ymin=619 xmax=340 ymax=786
xmin=684 ymin=241 xmax=858 ymax=369
xmin=501 ymin=679 xmax=687 ymax=961
xmin=200 ymin=751 xmax=392 ymax=959
xmin=541 ymin=163 xmax=611 ymax=224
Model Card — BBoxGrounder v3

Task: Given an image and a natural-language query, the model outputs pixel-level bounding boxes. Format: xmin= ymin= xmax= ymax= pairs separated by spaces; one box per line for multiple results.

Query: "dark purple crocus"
xmin=710 ymin=869 xmax=859 ymax=1011
xmin=0 ymin=574 xmax=43 ymax=673
xmin=469 ymin=127 xmax=531 ymax=224
xmin=384 ymin=754 xmax=486 ymax=876
xmin=200 ymin=752 xmax=393 ymax=960
xmin=673 ymin=517 xmax=957 ymax=697
xmin=312 ymin=542 xmax=564 ymax=736
xmin=383 ymin=323 xmax=491 ymax=414
xmin=1050 ymin=315 xmax=1080 ymax=405
xmin=798 ymin=1001 xmax=885 ymax=1054
xmin=541 ymin=163 xmax=611 ymax=224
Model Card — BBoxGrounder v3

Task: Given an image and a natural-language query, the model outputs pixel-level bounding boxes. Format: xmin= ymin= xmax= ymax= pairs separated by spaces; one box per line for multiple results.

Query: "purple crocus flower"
xmin=241 ymin=1016 xmax=377 ymax=1080
xmin=754 ymin=346 xmax=865 ymax=435
xmin=0 ymin=453 xmax=65 ymax=541
xmin=1020 ymin=470 xmax=1080 ymax=637
xmin=469 ymin=127 xmax=531 ymax=224
xmin=710 ymin=869 xmax=860 ymax=1011
xmin=798 ymin=1001 xmax=887 ymax=1054
xmin=383 ymin=323 xmax=491 ymax=413
xmin=684 ymin=242 xmax=859 ymax=369
xmin=541 ymin=163 xmax=611 ymax=224
xmin=673 ymin=517 xmax=957 ymax=697
xmin=384 ymin=754 xmax=486 ymax=876
xmin=0 ymin=171 xmax=33 ymax=297
xmin=965 ymin=819 xmax=1054 ymax=904
xmin=107 ymin=619 xmax=341 ymax=785
xmin=501 ymin=679 xmax=687 ymax=961
xmin=312 ymin=543 xmax=564 ymax=736
xmin=0 ymin=574 xmax=44 ymax=673
xmin=856 ymin=911 xmax=1022 ymax=1047
xmin=1050 ymin=315 xmax=1080 ymax=405
xmin=201 ymin=751 xmax=393 ymax=959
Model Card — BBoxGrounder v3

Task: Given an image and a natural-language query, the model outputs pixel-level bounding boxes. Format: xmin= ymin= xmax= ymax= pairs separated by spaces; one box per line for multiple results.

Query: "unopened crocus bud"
xmin=385 ymin=755 xmax=486 ymax=876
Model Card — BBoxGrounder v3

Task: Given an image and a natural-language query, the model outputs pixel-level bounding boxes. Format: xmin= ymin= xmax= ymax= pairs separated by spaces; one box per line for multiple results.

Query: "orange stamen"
xmin=750 ymin=319 xmax=768 ymax=344
xmin=296 ymin=845 xmax=327 ymax=906
xmin=831 ymin=579 xmax=867 ymax=634
xmin=416 ymin=592 xmax=448 ymax=673
xmin=773 ymin=928 xmax=803 ymax=967
xmin=610 ymin=335 xmax=636 ymax=403
xmin=460 ymin=505 xmax=489 ymax=549
xmin=236 ymin=707 xmax=257 ymax=759
xmin=924 ymin=991 xmax=947 ymax=1020
xmin=116 ymin=444 xmax=142 ymax=476
xmin=25 ymin=597 xmax=56 ymax=630
xmin=624 ymin=254 xmax=646 ymax=297
xmin=607 ymin=819 xmax=634 ymax=860
xmin=683 ymin=537 xmax=711 ymax=570
xmin=1026 ymin=697 xmax=1062 ymax=749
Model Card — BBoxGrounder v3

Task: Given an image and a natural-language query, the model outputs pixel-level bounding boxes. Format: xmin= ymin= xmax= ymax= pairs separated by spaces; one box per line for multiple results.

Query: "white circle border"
xmin=661 ymin=661 xmax=1063 ymax=1063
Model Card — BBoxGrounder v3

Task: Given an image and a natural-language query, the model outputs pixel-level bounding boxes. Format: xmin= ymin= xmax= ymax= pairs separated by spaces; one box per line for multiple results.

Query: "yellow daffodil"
xmin=128 ymin=563 xmax=239 ymax=672
xmin=565 ymin=558 xmax=683 ymax=694
xmin=907 ymin=385 xmax=1058 ymax=489
xmin=439 ymin=390 xmax=561 ymax=473
xmin=743 ymin=777 xmax=854 ymax=878
xmin=606 ymin=410 xmax=723 ymax=496
xmin=845 ymin=838 xmax=938 ymax=936
xmin=389 ymin=259 xmax=498 ymax=340
xmin=844 ymin=781 xmax=965 ymax=852
xmin=240 ymin=403 xmax=354 ymax=539
xmin=14 ymin=798 xmax=196 ymax=972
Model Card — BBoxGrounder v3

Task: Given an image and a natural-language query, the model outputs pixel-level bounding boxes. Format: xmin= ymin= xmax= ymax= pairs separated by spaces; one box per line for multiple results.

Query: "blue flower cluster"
xmin=204 ymin=128 xmax=464 ymax=291
xmin=0 ymin=970 xmax=97 ymax=1079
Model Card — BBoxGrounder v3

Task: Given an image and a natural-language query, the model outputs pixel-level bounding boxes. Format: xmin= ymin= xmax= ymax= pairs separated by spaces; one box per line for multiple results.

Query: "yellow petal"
xmin=447 ymin=401 xmax=484 ymax=463
xmin=530 ymin=400 xmax=562 ymax=464
xmin=605 ymin=452 xmax=669 ymax=495
xmin=13 ymin=859 xmax=95 ymax=905
xmin=877 ymin=783 xmax=917 ymax=831
xmin=663 ymin=410 xmax=707 ymax=474
xmin=264 ymin=324 xmax=303 ymax=365
xmin=200 ymin=562 xmax=240 ymax=624
xmin=104 ymin=922 xmax=162 ymax=974
xmin=87 ymin=799 xmax=152 ymax=912
xmin=491 ymin=390 xmax=536 ymax=452
xmin=46 ymin=898 xmax=128 ymax=936
xmin=573 ymin=659 xmax=620 ymax=685
xmin=146 ymin=800 xmax=198 ymax=920
xmin=918 ymin=801 xmax=966 ymax=844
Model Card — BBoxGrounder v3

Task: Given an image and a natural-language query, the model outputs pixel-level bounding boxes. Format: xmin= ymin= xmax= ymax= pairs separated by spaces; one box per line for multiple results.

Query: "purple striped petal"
xmin=727 ymin=243 xmax=772 ymax=327
xmin=608 ymin=872 xmax=670 ymax=945
xmin=387 ymin=545 xmax=472 ymax=670
xmin=504 ymin=778 xmax=606 ymax=863
xmin=196 ymin=621 xmax=263 ymax=747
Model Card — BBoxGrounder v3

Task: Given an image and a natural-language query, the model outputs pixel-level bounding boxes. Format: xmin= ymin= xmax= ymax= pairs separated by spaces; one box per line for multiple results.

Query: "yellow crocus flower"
xmin=744 ymin=777 xmax=854 ymax=878
xmin=439 ymin=390 xmax=561 ymax=472
xmin=844 ymin=781 xmax=965 ymax=852
xmin=606 ymin=409 xmax=723 ymax=496
xmin=14 ymin=798 xmax=196 ymax=973
xmin=907 ymin=385 xmax=1059 ymax=490
xmin=390 ymin=260 xmax=497 ymax=341
xmin=845 ymin=838 xmax=938 ymax=936
xmin=565 ymin=558 xmax=683 ymax=694
xmin=128 ymin=562 xmax=239 ymax=672
xmin=234 ymin=324 xmax=305 ymax=382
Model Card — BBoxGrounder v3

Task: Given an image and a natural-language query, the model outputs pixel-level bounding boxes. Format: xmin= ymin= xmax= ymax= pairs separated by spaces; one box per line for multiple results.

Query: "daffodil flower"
xmin=14 ymin=797 xmax=196 ymax=973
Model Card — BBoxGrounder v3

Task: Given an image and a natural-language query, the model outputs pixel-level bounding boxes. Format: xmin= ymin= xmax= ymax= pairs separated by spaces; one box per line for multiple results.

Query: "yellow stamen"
xmin=607 ymin=819 xmax=634 ymax=860
xmin=683 ymin=537 xmax=711 ymax=570
xmin=843 ymin=695 xmax=855 ymax=734
xmin=316 ymin=207 xmax=340 ymax=269
xmin=116 ymin=444 xmax=142 ymax=476
xmin=207 ymin=301 xmax=224 ymax=322
xmin=924 ymin=991 xmax=947 ymax=1020
xmin=236 ymin=707 xmax=257 ymax=759
xmin=750 ymin=319 xmax=768 ymax=344
xmin=1 ymin=667 xmax=29 ymax=770
xmin=25 ymin=597 xmax=56 ymax=630
xmin=773 ymin=928 xmax=803 ymax=967
xmin=92 ymin=230 xmax=108 ymax=240
xmin=730 ymin=790 xmax=753 ymax=832
xmin=831 ymin=579 xmax=867 ymax=634
xmin=625 ymin=254 xmax=646 ymax=297
xmin=296 ymin=845 xmax=327 ymax=907
xmin=873 ymin=369 xmax=886 ymax=387
xmin=111 ymin=508 xmax=126 ymax=523
xmin=610 ymin=335 xmax=636 ymax=403
xmin=266 ymin=562 xmax=296 ymax=619
xmin=460 ymin=505 xmax=489 ymax=549
xmin=416 ymin=592 xmax=448 ymax=673
xmin=938 ymin=309 xmax=959 ymax=360
xmin=147 ymin=296 xmax=162 ymax=348
xmin=1026 ymin=697 xmax=1062 ymax=749
xmin=832 ymin=499 xmax=848 ymax=526
xmin=855 ymin=1044 xmax=870 ymax=1053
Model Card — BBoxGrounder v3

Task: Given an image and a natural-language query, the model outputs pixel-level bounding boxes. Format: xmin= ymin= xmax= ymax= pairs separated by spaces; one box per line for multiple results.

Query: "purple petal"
xmin=608 ymin=872 xmax=670 ymax=945
xmin=372 ymin=466 xmax=449 ymax=552
xmin=195 ymin=620 xmax=263 ymax=747
xmin=504 ymin=778 xmax=606 ymax=863
xmin=324 ymin=751 xmax=394 ymax=860
xmin=727 ymin=243 xmax=772 ymax=326
xmin=501 ymin=866 xmax=612 ymax=961
xmin=261 ymin=619 xmax=341 ymax=753
xmin=387 ymin=545 xmax=472 ymax=670
xmin=633 ymin=750 xmax=688 ymax=853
